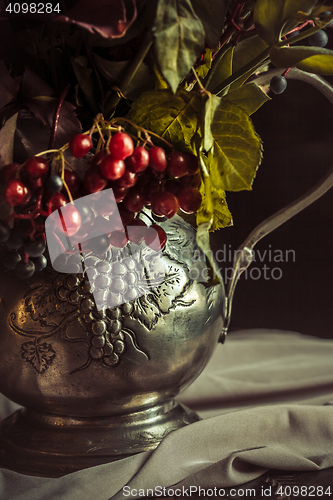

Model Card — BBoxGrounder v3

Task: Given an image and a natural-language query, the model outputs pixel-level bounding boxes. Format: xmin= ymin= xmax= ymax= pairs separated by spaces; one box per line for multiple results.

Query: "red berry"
xmin=19 ymin=185 xmax=32 ymax=206
xmin=151 ymin=191 xmax=179 ymax=218
xmin=4 ymin=179 xmax=30 ymax=207
xmin=64 ymin=170 xmax=81 ymax=196
xmin=93 ymin=192 xmax=117 ymax=217
xmin=142 ymin=178 xmax=160 ymax=204
xmin=90 ymin=150 xmax=106 ymax=170
xmin=109 ymin=230 xmax=128 ymax=248
xmin=123 ymin=189 xmax=145 ymax=213
xmin=184 ymin=152 xmax=199 ymax=175
xmin=1 ymin=162 xmax=20 ymax=182
xmin=27 ymin=175 xmax=44 ymax=192
xmin=69 ymin=134 xmax=92 ymax=158
xmin=112 ymin=185 xmax=128 ymax=203
xmin=167 ymin=150 xmax=189 ymax=178
xmin=165 ymin=179 xmax=182 ymax=197
xmin=179 ymin=172 xmax=201 ymax=189
xmin=25 ymin=157 xmax=49 ymax=178
xmin=177 ymin=187 xmax=202 ymax=213
xmin=56 ymin=204 xmax=81 ymax=236
xmin=99 ymin=155 xmax=126 ymax=180
xmin=49 ymin=193 xmax=68 ymax=212
xmin=145 ymin=224 xmax=167 ymax=251
xmin=116 ymin=169 xmax=137 ymax=188
xmin=126 ymin=219 xmax=147 ymax=245
xmin=109 ymin=132 xmax=134 ymax=160
xmin=149 ymin=147 xmax=167 ymax=172
xmin=83 ymin=169 xmax=107 ymax=193
xmin=125 ymin=146 xmax=149 ymax=173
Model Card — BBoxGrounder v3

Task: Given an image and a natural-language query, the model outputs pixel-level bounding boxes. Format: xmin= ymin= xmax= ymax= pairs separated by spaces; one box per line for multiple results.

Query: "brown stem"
xmin=48 ymin=84 xmax=70 ymax=150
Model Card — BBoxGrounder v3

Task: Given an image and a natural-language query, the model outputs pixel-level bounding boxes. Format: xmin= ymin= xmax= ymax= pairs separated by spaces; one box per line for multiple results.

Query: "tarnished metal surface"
xmin=0 ymin=211 xmax=224 ymax=476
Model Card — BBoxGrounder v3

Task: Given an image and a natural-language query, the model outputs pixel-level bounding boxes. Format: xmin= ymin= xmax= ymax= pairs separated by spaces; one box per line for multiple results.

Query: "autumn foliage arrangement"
xmin=0 ymin=0 xmax=333 ymax=279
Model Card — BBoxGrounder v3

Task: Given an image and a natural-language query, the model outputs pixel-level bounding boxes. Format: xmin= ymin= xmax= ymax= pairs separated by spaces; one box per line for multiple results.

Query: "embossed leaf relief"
xmin=21 ymin=339 xmax=56 ymax=374
xmin=24 ymin=273 xmax=79 ymax=327
xmin=160 ymin=218 xmax=208 ymax=282
xmin=11 ymin=215 xmax=212 ymax=372
xmin=130 ymin=265 xmax=195 ymax=330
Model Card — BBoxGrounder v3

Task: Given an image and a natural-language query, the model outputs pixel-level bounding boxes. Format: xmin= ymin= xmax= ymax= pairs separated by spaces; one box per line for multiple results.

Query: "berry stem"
xmin=277 ymin=20 xmax=330 ymax=48
xmin=191 ymin=67 xmax=208 ymax=94
xmin=110 ymin=117 xmax=174 ymax=149
xmin=59 ymin=152 xmax=73 ymax=203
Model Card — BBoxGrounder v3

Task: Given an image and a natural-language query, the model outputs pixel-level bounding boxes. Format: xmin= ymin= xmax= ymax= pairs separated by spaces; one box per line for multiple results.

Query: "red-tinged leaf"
xmin=24 ymin=96 xmax=81 ymax=141
xmin=58 ymin=0 xmax=137 ymax=39
xmin=0 ymin=61 xmax=20 ymax=109
xmin=0 ymin=113 xmax=18 ymax=166
xmin=14 ymin=104 xmax=81 ymax=162
xmin=21 ymin=66 xmax=54 ymax=99
xmin=56 ymin=101 xmax=82 ymax=146
xmin=191 ymin=0 xmax=229 ymax=47
xmin=25 ymin=96 xmax=57 ymax=127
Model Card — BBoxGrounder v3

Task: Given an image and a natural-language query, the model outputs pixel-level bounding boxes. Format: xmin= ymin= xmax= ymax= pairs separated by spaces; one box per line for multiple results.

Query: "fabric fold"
xmin=1 ymin=330 xmax=333 ymax=500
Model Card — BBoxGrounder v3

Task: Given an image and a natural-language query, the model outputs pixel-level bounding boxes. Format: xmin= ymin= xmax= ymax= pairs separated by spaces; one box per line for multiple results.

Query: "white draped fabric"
xmin=1 ymin=329 xmax=333 ymax=500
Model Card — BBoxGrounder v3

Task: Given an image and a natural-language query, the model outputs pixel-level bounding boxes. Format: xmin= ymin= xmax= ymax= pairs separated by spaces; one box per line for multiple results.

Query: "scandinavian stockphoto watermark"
xmin=182 ymin=244 xmax=296 ymax=283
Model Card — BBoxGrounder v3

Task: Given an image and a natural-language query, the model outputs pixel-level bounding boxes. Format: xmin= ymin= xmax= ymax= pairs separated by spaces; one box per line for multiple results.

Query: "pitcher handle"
xmin=220 ymin=165 xmax=333 ymax=342
xmin=220 ymin=69 xmax=333 ymax=343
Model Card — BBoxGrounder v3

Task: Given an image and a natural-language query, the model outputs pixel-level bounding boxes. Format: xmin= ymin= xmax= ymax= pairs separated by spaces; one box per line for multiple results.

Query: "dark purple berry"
xmin=24 ymin=238 xmax=46 ymax=257
xmin=87 ymin=234 xmax=110 ymax=254
xmin=46 ymin=175 xmax=63 ymax=193
xmin=308 ymin=30 xmax=328 ymax=47
xmin=3 ymin=251 xmax=22 ymax=269
xmin=270 ymin=75 xmax=287 ymax=95
xmin=0 ymin=222 xmax=10 ymax=243
xmin=31 ymin=255 xmax=47 ymax=272
xmin=6 ymin=232 xmax=23 ymax=249
xmin=15 ymin=260 xmax=35 ymax=280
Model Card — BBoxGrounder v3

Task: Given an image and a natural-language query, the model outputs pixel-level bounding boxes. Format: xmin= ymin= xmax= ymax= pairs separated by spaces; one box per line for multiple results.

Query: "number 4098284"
xmin=5 ymin=3 xmax=61 ymax=14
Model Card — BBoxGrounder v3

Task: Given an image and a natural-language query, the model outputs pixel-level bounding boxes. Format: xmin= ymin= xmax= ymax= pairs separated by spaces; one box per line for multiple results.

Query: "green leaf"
xmin=253 ymin=0 xmax=317 ymax=45
xmin=197 ymin=99 xmax=263 ymax=231
xmin=297 ymin=54 xmax=333 ymax=75
xmin=202 ymin=93 xmax=221 ymax=152
xmin=206 ymin=46 xmax=234 ymax=94
xmin=196 ymin=175 xmax=233 ymax=231
xmin=93 ymin=54 xmax=152 ymax=98
xmin=128 ymin=89 xmax=201 ymax=150
xmin=224 ymin=82 xmax=271 ymax=116
xmin=153 ymin=0 xmax=205 ymax=93
xmin=229 ymin=36 xmax=268 ymax=92
xmin=128 ymin=89 xmax=262 ymax=231
xmin=0 ymin=113 xmax=18 ymax=166
xmin=210 ymin=100 xmax=263 ymax=191
xmin=196 ymin=48 xmax=213 ymax=81
xmin=270 ymin=45 xmax=333 ymax=75
xmin=191 ymin=0 xmax=229 ymax=48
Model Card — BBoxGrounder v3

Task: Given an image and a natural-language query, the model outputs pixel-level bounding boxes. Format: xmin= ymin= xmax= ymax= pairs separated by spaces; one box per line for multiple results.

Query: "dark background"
xmin=211 ymin=76 xmax=333 ymax=339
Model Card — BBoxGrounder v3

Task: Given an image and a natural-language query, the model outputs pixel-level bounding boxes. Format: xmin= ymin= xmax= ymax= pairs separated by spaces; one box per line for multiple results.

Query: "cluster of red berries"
xmin=0 ymin=129 xmax=203 ymax=280
xmin=73 ymin=131 xmax=202 ymax=218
